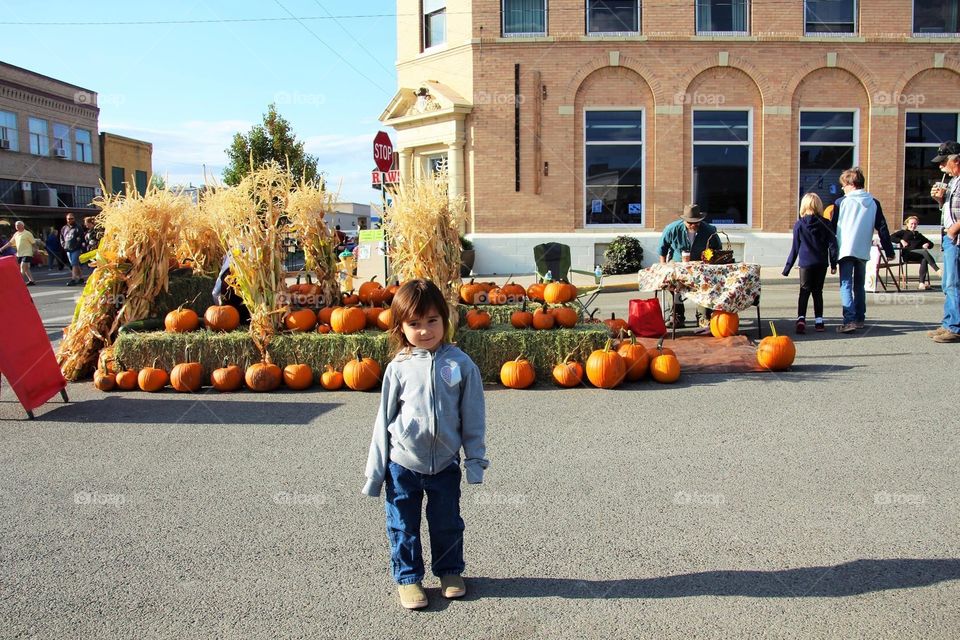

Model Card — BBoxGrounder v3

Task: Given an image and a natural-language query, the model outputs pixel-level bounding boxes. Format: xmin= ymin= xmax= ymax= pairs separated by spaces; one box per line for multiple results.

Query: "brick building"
xmin=381 ymin=1 xmax=960 ymax=272
xmin=101 ymin=132 xmax=152 ymax=196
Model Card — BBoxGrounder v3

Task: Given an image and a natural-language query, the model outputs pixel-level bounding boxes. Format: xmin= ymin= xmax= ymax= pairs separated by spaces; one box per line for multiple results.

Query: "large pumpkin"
xmin=465 ymin=307 xmax=491 ymax=330
xmin=283 ymin=364 xmax=314 ymax=390
xmin=544 ymin=281 xmax=575 ymax=304
xmin=585 ymin=339 xmax=626 ymax=389
xmin=331 ymin=306 xmax=366 ymax=334
xmin=204 ymin=305 xmax=240 ymax=332
xmin=210 ymin=361 xmax=243 ymax=392
xmin=709 ymin=310 xmax=740 ymax=338
xmin=171 ymin=362 xmax=203 ymax=392
xmin=320 ymin=364 xmax=344 ymax=390
xmin=164 ymin=307 xmax=199 ymax=333
xmin=617 ymin=332 xmax=650 ymax=382
xmin=344 ymin=352 xmax=382 ymax=391
xmin=285 ymin=308 xmax=317 ymax=332
xmin=137 ymin=364 xmax=169 ymax=392
xmin=757 ymin=321 xmax=796 ymax=371
xmin=500 ymin=356 xmax=535 ymax=389
xmin=650 ymin=353 xmax=681 ymax=383
xmin=245 ymin=360 xmax=282 ymax=392
xmin=552 ymin=357 xmax=583 ymax=388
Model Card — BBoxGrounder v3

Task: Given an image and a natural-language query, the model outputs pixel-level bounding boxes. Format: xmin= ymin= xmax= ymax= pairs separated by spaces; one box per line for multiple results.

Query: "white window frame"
xmin=797 ymin=108 xmax=859 ymax=209
xmin=423 ymin=0 xmax=446 ymax=50
xmin=422 ymin=151 xmax=448 ymax=178
xmin=28 ymin=117 xmax=48 ymax=156
xmin=904 ymin=109 xmax=960 ymax=229
xmin=502 ymin=0 xmax=548 ymax=37
xmin=912 ymin=0 xmax=960 ymax=36
xmin=583 ymin=107 xmax=646 ymax=228
xmin=75 ymin=129 xmax=93 ymax=163
xmin=804 ymin=0 xmax=857 ymax=36
xmin=695 ymin=0 xmax=749 ymax=36
xmin=0 ymin=110 xmax=18 ymax=151
xmin=585 ymin=0 xmax=640 ymax=36
xmin=691 ymin=107 xmax=753 ymax=228
xmin=52 ymin=122 xmax=72 ymax=160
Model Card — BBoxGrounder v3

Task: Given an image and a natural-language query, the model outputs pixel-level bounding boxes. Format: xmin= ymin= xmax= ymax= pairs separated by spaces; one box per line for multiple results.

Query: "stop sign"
xmin=373 ymin=131 xmax=394 ymax=173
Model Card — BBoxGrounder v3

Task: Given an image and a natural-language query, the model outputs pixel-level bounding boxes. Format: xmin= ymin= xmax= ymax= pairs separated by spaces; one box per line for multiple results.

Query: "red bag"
xmin=628 ymin=297 xmax=667 ymax=338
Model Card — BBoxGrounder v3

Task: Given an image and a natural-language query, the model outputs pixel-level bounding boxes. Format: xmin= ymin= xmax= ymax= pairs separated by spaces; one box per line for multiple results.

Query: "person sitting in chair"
xmin=891 ymin=215 xmax=939 ymax=290
xmin=658 ymin=204 xmax=723 ymax=330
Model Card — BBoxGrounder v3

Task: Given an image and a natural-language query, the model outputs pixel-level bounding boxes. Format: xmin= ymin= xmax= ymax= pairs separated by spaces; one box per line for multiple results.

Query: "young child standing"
xmin=361 ymin=279 xmax=488 ymax=610
xmin=782 ymin=193 xmax=838 ymax=333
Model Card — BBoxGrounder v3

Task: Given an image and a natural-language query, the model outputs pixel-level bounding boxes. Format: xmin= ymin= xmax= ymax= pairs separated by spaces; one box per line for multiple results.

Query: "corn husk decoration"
xmin=285 ymin=176 xmax=341 ymax=306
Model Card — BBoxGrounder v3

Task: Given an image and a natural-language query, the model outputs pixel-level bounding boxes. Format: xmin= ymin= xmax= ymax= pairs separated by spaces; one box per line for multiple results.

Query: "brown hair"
xmin=387 ymin=279 xmax=450 ymax=354
xmin=840 ymin=167 xmax=865 ymax=189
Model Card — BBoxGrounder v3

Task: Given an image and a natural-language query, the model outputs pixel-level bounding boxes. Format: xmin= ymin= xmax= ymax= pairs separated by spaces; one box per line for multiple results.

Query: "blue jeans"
xmin=839 ymin=258 xmax=867 ymax=324
xmin=942 ymin=240 xmax=960 ymax=334
xmin=385 ymin=460 xmax=465 ymax=585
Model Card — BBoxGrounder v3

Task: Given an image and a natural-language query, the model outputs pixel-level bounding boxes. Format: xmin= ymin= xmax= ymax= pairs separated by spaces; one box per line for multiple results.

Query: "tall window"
xmin=423 ymin=0 xmax=446 ymax=49
xmin=587 ymin=1 xmax=639 ymax=34
xmin=904 ymin=112 xmax=960 ymax=226
xmin=135 ymin=170 xmax=148 ymax=196
xmin=52 ymin=122 xmax=72 ymax=160
xmin=28 ymin=117 xmax=48 ymax=156
xmin=805 ymin=0 xmax=856 ymax=34
xmin=914 ymin=0 xmax=960 ymax=35
xmin=799 ymin=111 xmax=857 ymax=207
xmin=584 ymin=110 xmax=643 ymax=225
xmin=0 ymin=111 xmax=18 ymax=151
xmin=693 ymin=110 xmax=750 ymax=225
xmin=503 ymin=0 xmax=546 ymax=36
xmin=75 ymin=129 xmax=92 ymax=163
xmin=111 ymin=167 xmax=125 ymax=195
xmin=696 ymin=0 xmax=748 ymax=34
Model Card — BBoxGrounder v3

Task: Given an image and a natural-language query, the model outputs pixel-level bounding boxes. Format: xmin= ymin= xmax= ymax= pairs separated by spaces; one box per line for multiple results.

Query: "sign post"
xmin=373 ymin=131 xmax=395 ymax=281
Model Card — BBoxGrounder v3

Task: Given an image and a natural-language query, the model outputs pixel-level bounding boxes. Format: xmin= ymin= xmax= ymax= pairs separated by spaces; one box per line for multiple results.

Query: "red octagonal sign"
xmin=373 ymin=131 xmax=394 ymax=173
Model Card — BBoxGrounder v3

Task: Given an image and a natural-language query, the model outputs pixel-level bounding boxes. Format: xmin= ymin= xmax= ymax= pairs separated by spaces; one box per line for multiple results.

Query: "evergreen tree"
xmin=222 ymin=104 xmax=319 ymax=185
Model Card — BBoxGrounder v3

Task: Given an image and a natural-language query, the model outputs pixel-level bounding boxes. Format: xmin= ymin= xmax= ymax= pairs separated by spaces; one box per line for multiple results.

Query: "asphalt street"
xmin=2 ymin=267 xmax=959 ymax=639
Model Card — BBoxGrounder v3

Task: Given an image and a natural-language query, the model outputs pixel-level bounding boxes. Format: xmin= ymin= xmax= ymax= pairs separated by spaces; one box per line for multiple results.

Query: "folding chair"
xmin=874 ymin=243 xmax=903 ymax=292
xmin=533 ymin=242 xmax=604 ymax=319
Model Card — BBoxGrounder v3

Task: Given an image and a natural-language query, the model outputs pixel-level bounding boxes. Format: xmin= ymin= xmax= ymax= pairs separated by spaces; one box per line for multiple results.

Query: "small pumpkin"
xmin=283 ymin=363 xmax=314 ymax=390
xmin=604 ymin=313 xmax=629 ymax=338
xmin=486 ymin=286 xmax=508 ymax=305
xmin=465 ymin=306 xmax=492 ymax=330
xmin=617 ymin=331 xmax=650 ymax=382
xmin=500 ymin=279 xmax=526 ymax=303
xmin=646 ymin=336 xmax=677 ymax=360
xmin=586 ymin=338 xmax=626 ymax=389
xmin=510 ymin=300 xmax=534 ymax=329
xmin=526 ymin=282 xmax=546 ymax=302
xmin=358 ymin=276 xmax=384 ymax=305
xmin=164 ymin=306 xmax=199 ymax=333
xmin=320 ymin=364 xmax=344 ymax=390
xmin=171 ymin=361 xmax=203 ymax=393
xmin=285 ymin=308 xmax=317 ymax=332
xmin=363 ymin=305 xmax=383 ymax=328
xmin=532 ymin=304 xmax=556 ymax=330
xmin=210 ymin=359 xmax=243 ymax=392
xmin=204 ymin=305 xmax=240 ymax=332
xmin=650 ymin=352 xmax=681 ymax=383
xmin=552 ymin=354 xmax=583 ymax=388
xmin=709 ymin=310 xmax=740 ymax=338
xmin=317 ymin=306 xmax=335 ymax=326
xmin=376 ymin=308 xmax=394 ymax=331
xmin=500 ymin=355 xmax=536 ymax=389
xmin=137 ymin=362 xmax=169 ymax=392
xmin=115 ymin=369 xmax=139 ymax=391
xmin=330 ymin=306 xmax=366 ymax=334
xmin=316 ymin=322 xmax=332 ymax=334
xmin=544 ymin=281 xmax=575 ymax=304
xmin=340 ymin=290 xmax=360 ymax=306
xmin=245 ymin=358 xmax=282 ymax=392
xmin=93 ymin=364 xmax=116 ymax=391
xmin=460 ymin=279 xmax=485 ymax=305
xmin=550 ymin=305 xmax=579 ymax=329
xmin=343 ymin=351 xmax=382 ymax=391
xmin=382 ymin=280 xmax=400 ymax=304
xmin=757 ymin=321 xmax=796 ymax=371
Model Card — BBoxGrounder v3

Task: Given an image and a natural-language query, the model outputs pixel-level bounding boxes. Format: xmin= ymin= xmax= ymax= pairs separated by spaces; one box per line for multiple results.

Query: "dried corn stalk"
xmin=175 ymin=196 xmax=223 ymax=274
xmin=383 ymin=168 xmax=465 ymax=328
xmin=56 ymin=265 xmax=125 ymax=380
xmin=286 ymin=177 xmax=341 ymax=306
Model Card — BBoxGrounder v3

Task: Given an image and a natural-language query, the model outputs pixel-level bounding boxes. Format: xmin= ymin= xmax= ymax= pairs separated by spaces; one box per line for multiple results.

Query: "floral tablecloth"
xmin=637 ymin=262 xmax=762 ymax=312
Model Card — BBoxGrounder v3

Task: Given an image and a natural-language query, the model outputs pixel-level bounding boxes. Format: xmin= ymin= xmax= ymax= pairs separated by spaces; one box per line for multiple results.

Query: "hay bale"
xmin=152 ymin=274 xmax=216 ymax=316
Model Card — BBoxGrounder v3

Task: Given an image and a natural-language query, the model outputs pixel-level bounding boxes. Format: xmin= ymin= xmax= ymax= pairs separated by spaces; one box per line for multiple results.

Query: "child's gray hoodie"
xmin=361 ymin=343 xmax=488 ymax=497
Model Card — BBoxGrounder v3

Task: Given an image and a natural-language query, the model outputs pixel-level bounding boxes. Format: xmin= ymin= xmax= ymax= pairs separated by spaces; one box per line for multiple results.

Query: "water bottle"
xmin=544 ymin=270 xmax=553 ymax=282
xmin=594 ymin=265 xmax=603 ymax=283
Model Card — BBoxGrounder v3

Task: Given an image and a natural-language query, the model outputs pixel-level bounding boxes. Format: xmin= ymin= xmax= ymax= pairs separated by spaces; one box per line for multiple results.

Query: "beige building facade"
xmin=382 ymin=1 xmax=960 ymax=272
xmin=101 ymin=132 xmax=153 ymax=196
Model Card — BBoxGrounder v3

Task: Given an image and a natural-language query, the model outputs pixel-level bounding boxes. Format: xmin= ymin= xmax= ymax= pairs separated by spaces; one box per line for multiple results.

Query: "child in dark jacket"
xmin=362 ymin=279 xmax=488 ymax=610
xmin=783 ymin=193 xmax=838 ymax=333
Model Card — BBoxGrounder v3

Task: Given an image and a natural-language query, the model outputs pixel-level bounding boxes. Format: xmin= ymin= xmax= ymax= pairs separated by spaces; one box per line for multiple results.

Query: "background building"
xmin=100 ymin=132 xmax=152 ymax=196
xmin=383 ymin=0 xmax=960 ymax=272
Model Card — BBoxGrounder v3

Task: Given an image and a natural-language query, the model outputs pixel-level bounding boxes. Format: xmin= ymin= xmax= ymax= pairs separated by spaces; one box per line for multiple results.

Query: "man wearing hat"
xmin=929 ymin=141 xmax=960 ymax=343
xmin=658 ymin=204 xmax=723 ymax=328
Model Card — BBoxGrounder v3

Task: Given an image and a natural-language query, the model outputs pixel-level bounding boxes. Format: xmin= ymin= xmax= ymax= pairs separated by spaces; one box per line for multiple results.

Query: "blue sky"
xmin=1 ymin=0 xmax=398 ymax=203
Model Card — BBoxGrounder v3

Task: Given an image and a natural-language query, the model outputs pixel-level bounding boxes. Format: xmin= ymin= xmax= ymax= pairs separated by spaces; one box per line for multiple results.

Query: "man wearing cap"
xmin=658 ymin=204 xmax=723 ymax=328
xmin=929 ymin=142 xmax=960 ymax=343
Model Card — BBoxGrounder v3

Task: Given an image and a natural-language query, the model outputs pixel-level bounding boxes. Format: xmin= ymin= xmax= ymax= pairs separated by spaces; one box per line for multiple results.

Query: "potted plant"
xmin=460 ymin=235 xmax=475 ymax=277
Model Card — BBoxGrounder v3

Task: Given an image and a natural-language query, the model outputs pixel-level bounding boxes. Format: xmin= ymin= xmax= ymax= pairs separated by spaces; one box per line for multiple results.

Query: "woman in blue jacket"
xmin=783 ymin=193 xmax=838 ymax=333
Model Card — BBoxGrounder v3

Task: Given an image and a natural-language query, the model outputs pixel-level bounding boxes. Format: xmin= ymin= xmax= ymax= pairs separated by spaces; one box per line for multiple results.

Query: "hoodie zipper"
xmin=429 ymin=350 xmax=438 ymax=474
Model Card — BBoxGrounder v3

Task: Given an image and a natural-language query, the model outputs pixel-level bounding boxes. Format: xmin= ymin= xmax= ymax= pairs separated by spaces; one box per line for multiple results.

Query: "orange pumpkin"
xmin=164 ymin=307 xmax=199 ymax=333
xmin=460 ymin=279 xmax=485 ymax=305
xmin=316 ymin=323 xmax=332 ymax=334
xmin=210 ymin=360 xmax=243 ymax=392
xmin=331 ymin=306 xmax=366 ymax=334
xmin=526 ymin=282 xmax=546 ymax=302
xmin=500 ymin=356 xmax=536 ymax=389
xmin=604 ymin=313 xmax=629 ymax=338
xmin=586 ymin=339 xmax=626 ymax=389
xmin=343 ymin=352 xmax=382 ymax=391
xmin=317 ymin=306 xmax=335 ymax=326
xmin=284 ymin=308 xmax=317 ymax=332
xmin=550 ymin=305 xmax=578 ymax=329
xmin=320 ymin=364 xmax=344 ymax=390
xmin=500 ymin=280 xmax=526 ymax=304
xmin=552 ymin=357 xmax=584 ymax=388
xmin=341 ymin=290 xmax=360 ymax=306
xmin=171 ymin=362 xmax=203 ymax=392
xmin=115 ymin=369 xmax=139 ymax=390
xmin=465 ymin=306 xmax=491 ymax=330
xmin=544 ymin=281 xmax=575 ymax=304
xmin=757 ymin=321 xmax=796 ymax=371
xmin=93 ymin=365 xmax=116 ymax=391
xmin=376 ymin=308 xmax=394 ymax=331
xmin=532 ymin=304 xmax=556 ymax=330
xmin=646 ymin=336 xmax=677 ymax=360
xmin=358 ymin=276 xmax=384 ymax=305
xmin=617 ymin=332 xmax=650 ymax=382
xmin=245 ymin=360 xmax=282 ymax=392
xmin=204 ymin=305 xmax=240 ymax=332
xmin=486 ymin=287 xmax=508 ymax=305
xmin=382 ymin=281 xmax=400 ymax=305
xmin=709 ymin=310 xmax=740 ymax=338
xmin=363 ymin=305 xmax=383 ymax=328
xmin=510 ymin=301 xmax=534 ymax=329
xmin=650 ymin=353 xmax=681 ymax=383
xmin=137 ymin=364 xmax=169 ymax=392
xmin=283 ymin=364 xmax=314 ymax=390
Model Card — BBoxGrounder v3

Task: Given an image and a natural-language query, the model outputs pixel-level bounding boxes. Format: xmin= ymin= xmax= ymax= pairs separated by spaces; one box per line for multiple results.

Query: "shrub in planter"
xmin=602 ymin=236 xmax=644 ymax=275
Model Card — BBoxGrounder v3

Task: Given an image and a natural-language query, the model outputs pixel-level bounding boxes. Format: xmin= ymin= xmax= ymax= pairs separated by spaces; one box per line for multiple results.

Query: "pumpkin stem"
xmin=561 ymin=349 xmax=577 ymax=364
xmin=656 ymin=335 xmax=665 ymax=353
xmin=768 ymin=320 xmax=778 ymax=337
xmin=627 ymin=330 xmax=637 ymax=344
xmin=603 ymin=338 xmax=613 ymax=352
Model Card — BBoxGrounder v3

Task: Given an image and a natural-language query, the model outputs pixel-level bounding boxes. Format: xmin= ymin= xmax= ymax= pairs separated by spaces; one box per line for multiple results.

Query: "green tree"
xmin=149 ymin=174 xmax=166 ymax=191
xmin=222 ymin=103 xmax=319 ymax=186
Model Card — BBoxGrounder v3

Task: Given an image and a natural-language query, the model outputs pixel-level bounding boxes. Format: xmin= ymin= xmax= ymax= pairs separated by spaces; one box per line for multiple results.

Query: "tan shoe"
xmin=398 ymin=583 xmax=428 ymax=609
xmin=933 ymin=331 xmax=960 ymax=343
xmin=440 ymin=574 xmax=466 ymax=599
xmin=927 ymin=327 xmax=950 ymax=337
